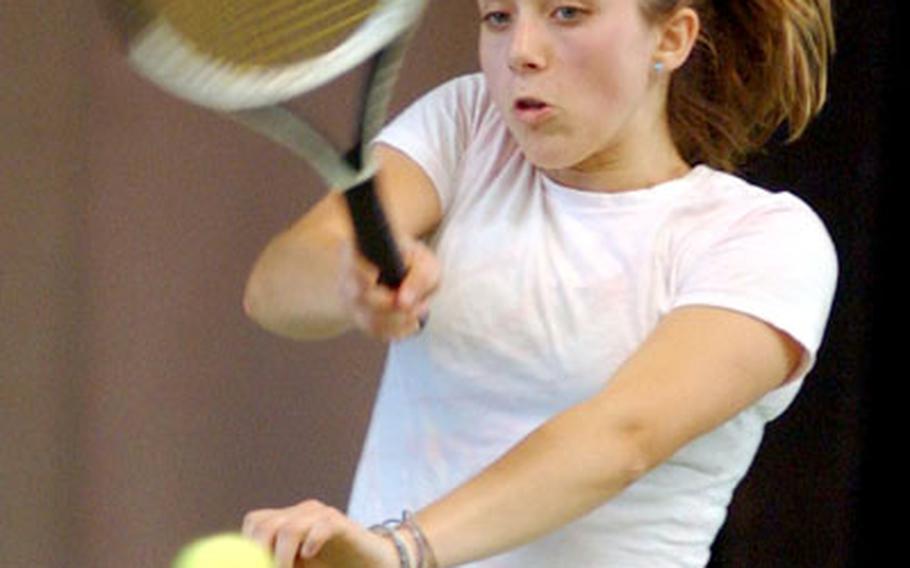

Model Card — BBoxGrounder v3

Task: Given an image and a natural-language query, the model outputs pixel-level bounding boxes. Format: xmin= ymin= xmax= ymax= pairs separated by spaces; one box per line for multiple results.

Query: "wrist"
xmin=395 ymin=527 xmax=421 ymax=568
xmin=375 ymin=532 xmax=405 ymax=568
xmin=370 ymin=511 xmax=438 ymax=568
xmin=370 ymin=522 xmax=412 ymax=568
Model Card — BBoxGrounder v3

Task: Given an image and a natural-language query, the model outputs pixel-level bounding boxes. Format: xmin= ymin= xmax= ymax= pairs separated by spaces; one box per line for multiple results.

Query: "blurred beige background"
xmin=2 ymin=2 xmax=477 ymax=566
xmin=3 ymin=1 xmax=883 ymax=566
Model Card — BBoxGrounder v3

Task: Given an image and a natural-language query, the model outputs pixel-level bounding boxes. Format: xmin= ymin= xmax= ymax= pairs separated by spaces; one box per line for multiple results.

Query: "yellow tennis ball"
xmin=173 ymin=532 xmax=274 ymax=568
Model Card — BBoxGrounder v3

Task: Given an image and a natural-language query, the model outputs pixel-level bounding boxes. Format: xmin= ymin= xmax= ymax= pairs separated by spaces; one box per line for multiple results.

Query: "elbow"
xmin=604 ymin=425 xmax=655 ymax=490
xmin=242 ymin=275 xmax=306 ymax=339
xmin=241 ymin=260 xmax=302 ymax=336
xmin=578 ymin=410 xmax=663 ymax=493
xmin=241 ymin=211 xmax=352 ymax=339
xmin=242 ymin=269 xmax=279 ymax=330
xmin=542 ymin=407 xmax=658 ymax=496
xmin=243 ymin=273 xmax=266 ymax=322
xmin=242 ymin=261 xmax=348 ymax=341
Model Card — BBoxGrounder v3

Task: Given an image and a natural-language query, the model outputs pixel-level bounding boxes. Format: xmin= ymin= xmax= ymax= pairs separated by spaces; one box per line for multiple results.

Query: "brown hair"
xmin=643 ymin=0 xmax=835 ymax=171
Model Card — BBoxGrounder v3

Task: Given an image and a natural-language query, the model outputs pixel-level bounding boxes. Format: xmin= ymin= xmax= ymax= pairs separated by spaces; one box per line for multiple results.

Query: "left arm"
xmin=414 ymin=305 xmax=801 ymax=565
xmin=243 ymin=305 xmax=801 ymax=567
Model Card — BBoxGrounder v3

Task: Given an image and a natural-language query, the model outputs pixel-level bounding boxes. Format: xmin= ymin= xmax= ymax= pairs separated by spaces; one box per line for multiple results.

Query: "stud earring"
xmin=653 ymin=61 xmax=665 ymax=73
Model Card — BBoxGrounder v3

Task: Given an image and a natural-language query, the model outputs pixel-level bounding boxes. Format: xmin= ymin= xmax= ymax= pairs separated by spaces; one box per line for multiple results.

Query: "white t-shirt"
xmin=347 ymin=74 xmax=838 ymax=567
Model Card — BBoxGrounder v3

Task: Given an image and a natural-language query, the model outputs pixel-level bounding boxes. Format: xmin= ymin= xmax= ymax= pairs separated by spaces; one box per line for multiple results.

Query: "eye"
xmin=552 ymin=6 xmax=585 ymax=22
xmin=482 ymin=11 xmax=512 ymax=29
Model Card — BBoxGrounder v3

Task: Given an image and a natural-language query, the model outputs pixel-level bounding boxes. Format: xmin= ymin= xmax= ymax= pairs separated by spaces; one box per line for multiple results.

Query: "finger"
xmin=341 ymin=247 xmax=398 ymax=311
xmin=416 ymin=297 xmax=431 ymax=316
xmin=352 ymin=247 xmax=382 ymax=282
xmin=242 ymin=509 xmax=280 ymax=551
xmin=342 ymin=240 xmax=383 ymax=287
xmin=355 ymin=281 xmax=398 ymax=312
xmin=341 ymin=241 xmax=429 ymax=339
xmin=339 ymin=241 xmax=383 ymax=296
xmin=341 ymin=275 xmax=402 ymax=341
xmin=340 ymin=277 xmax=397 ymax=319
xmin=388 ymin=318 xmax=422 ymax=341
xmin=351 ymin=303 xmax=415 ymax=340
xmin=273 ymin=525 xmax=305 ymax=568
xmin=396 ymin=242 xmax=440 ymax=310
xmin=299 ymin=515 xmax=338 ymax=560
xmin=349 ymin=277 xmax=415 ymax=339
xmin=268 ymin=501 xmax=328 ymax=568
xmin=339 ymin=243 xmax=374 ymax=295
xmin=242 ymin=509 xmax=266 ymax=538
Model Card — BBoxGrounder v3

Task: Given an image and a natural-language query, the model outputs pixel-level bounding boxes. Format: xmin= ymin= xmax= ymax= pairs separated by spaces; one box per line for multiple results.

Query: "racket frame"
xmin=106 ymin=0 xmax=428 ymax=287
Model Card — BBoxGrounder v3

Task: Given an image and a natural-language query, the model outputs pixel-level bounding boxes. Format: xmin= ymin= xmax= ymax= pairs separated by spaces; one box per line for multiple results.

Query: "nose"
xmin=508 ymin=16 xmax=548 ymax=72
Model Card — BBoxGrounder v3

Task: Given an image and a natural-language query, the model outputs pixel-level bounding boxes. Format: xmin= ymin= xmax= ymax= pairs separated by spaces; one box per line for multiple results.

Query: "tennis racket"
xmin=99 ymin=0 xmax=429 ymax=288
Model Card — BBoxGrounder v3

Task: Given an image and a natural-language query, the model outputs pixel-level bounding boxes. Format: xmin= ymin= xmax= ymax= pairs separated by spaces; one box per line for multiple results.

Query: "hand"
xmin=339 ymin=238 xmax=440 ymax=341
xmin=242 ymin=500 xmax=399 ymax=568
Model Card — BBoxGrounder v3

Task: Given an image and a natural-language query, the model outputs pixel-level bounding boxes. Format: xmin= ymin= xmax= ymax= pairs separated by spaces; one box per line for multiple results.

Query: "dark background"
xmin=1 ymin=1 xmax=894 ymax=566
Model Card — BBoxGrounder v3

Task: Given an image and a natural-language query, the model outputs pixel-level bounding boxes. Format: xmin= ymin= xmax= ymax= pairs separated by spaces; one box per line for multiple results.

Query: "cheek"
xmin=479 ymin=38 xmax=510 ymax=107
xmin=566 ymin=32 xmax=651 ymax=95
xmin=478 ymin=32 xmax=507 ymax=78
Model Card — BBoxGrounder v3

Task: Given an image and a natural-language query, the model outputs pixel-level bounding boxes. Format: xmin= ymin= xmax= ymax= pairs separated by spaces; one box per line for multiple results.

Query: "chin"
xmin=507 ymin=124 xmax=591 ymax=171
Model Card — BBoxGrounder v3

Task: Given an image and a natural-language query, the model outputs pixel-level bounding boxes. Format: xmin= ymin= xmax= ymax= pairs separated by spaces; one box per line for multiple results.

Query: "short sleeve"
xmin=373 ymin=74 xmax=487 ymax=212
xmin=671 ymin=192 xmax=838 ymax=388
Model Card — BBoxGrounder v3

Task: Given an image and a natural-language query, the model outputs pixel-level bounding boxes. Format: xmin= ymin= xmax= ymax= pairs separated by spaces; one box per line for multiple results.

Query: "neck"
xmin=545 ymin=93 xmax=690 ymax=192
xmin=545 ymin=149 xmax=690 ymax=193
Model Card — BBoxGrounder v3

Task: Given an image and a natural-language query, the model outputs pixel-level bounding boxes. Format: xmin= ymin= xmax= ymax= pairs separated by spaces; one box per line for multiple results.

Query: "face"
xmin=477 ymin=0 xmax=670 ymax=186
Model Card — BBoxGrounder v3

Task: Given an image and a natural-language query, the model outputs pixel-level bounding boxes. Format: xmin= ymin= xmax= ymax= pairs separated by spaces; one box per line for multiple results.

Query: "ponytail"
xmin=644 ymin=0 xmax=835 ymax=170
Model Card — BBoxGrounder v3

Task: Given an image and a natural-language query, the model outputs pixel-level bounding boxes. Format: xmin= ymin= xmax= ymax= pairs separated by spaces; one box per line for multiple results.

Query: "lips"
xmin=512 ymin=97 xmax=553 ymax=125
xmin=515 ymin=97 xmax=547 ymax=110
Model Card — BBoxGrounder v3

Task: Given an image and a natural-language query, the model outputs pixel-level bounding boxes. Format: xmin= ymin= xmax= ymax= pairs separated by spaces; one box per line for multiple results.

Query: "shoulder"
xmin=424 ymin=73 xmax=491 ymax=108
xmin=428 ymin=73 xmax=488 ymax=100
xmin=667 ymin=166 xmax=838 ymax=365
xmin=376 ymin=72 xmax=503 ymax=162
xmin=685 ymin=167 xmax=823 ymax=217
xmin=672 ymin=166 xmax=836 ymax=259
xmin=390 ymin=73 xmax=495 ymax=130
xmin=376 ymin=74 xmax=517 ymax=211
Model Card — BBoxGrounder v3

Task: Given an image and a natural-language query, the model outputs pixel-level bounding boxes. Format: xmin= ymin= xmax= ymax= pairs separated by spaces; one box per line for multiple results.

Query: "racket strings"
xmin=152 ymin=0 xmax=380 ymax=66
xmin=212 ymin=0 xmax=373 ymax=62
xmin=235 ymin=1 xmax=376 ymax=64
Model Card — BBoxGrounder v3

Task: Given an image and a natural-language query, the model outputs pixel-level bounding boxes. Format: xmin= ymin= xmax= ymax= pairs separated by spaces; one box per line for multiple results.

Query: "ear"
xmin=653 ymin=7 xmax=700 ymax=72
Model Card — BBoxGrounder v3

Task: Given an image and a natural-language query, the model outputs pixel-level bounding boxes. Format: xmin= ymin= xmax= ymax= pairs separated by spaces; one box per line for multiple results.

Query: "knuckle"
xmin=276 ymin=524 xmax=301 ymax=541
xmin=258 ymin=517 xmax=283 ymax=537
xmin=298 ymin=498 xmax=325 ymax=511
xmin=242 ymin=509 xmax=269 ymax=531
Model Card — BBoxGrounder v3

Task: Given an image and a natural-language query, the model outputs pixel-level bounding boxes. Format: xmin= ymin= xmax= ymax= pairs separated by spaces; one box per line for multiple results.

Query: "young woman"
xmin=241 ymin=1 xmax=837 ymax=566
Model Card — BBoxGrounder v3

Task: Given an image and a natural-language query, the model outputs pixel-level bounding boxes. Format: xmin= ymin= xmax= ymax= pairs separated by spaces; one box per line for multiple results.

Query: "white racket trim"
xmin=127 ymin=0 xmax=426 ymax=111
xmin=230 ymin=106 xmax=371 ymax=190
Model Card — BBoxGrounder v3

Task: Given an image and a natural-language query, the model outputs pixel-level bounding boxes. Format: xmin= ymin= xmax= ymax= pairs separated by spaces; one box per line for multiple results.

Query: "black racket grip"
xmin=344 ymin=181 xmax=407 ymax=289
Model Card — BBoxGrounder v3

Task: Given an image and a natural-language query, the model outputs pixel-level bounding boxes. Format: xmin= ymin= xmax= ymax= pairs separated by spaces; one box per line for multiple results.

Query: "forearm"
xmin=415 ymin=399 xmax=648 ymax=567
xmin=243 ymin=147 xmax=441 ymax=342
xmin=244 ymin=215 xmax=353 ymax=340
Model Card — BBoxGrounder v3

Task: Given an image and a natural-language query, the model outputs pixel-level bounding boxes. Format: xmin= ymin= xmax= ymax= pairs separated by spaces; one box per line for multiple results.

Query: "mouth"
xmin=512 ymin=97 xmax=553 ymax=125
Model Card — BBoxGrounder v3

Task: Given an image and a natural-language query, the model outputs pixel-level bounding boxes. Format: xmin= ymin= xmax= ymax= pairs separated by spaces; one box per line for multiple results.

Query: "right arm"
xmin=242 ymin=144 xmax=443 ymax=340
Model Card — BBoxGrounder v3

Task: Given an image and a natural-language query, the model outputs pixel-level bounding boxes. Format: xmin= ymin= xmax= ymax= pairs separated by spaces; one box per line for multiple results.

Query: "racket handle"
xmin=344 ymin=181 xmax=407 ymax=289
